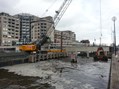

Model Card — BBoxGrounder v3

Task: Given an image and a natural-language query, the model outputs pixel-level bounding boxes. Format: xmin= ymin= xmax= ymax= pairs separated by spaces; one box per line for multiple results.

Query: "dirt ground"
xmin=0 ymin=69 xmax=54 ymax=89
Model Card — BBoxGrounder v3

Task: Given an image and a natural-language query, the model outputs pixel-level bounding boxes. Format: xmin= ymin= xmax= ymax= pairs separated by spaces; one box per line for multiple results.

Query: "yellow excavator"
xmin=19 ymin=36 xmax=50 ymax=52
xmin=19 ymin=0 xmax=72 ymax=53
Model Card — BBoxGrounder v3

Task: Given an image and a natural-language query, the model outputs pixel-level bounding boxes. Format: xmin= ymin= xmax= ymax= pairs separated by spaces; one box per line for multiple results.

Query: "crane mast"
xmin=46 ymin=0 xmax=72 ymax=39
xmin=54 ymin=0 xmax=72 ymax=26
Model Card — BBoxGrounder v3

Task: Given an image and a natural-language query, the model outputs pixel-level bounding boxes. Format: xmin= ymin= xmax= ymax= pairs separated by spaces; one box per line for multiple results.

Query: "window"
xmin=8 ymin=19 xmax=11 ymax=21
xmin=41 ymin=26 xmax=47 ymax=28
xmin=4 ymin=21 xmax=7 ymax=23
xmin=16 ymin=27 xmax=19 ymax=29
xmin=4 ymin=17 xmax=7 ymax=19
xmin=3 ymin=35 xmax=7 ymax=38
xmin=41 ymin=23 xmax=46 ymax=25
xmin=41 ymin=26 xmax=43 ymax=28
xmin=41 ymin=23 xmax=43 ymax=25
xmin=44 ymin=26 xmax=46 ymax=28
xmin=12 ymin=19 xmax=15 ymax=21
xmin=8 ymin=32 xmax=11 ymax=34
xmin=16 ymin=30 xmax=19 ymax=32
xmin=16 ymin=24 xmax=19 ymax=26
xmin=43 ymin=23 xmax=46 ymax=25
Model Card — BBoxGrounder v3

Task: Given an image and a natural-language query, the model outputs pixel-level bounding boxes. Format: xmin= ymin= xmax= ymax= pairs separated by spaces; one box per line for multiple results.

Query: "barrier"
xmin=28 ymin=52 xmax=68 ymax=63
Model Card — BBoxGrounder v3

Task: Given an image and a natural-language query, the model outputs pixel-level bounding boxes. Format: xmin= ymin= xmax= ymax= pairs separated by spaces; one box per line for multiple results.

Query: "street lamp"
xmin=112 ymin=16 xmax=117 ymax=55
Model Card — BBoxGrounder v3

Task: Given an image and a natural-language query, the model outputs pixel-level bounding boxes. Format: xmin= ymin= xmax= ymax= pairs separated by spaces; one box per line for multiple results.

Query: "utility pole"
xmin=99 ymin=0 xmax=102 ymax=46
xmin=61 ymin=32 xmax=63 ymax=52
xmin=112 ymin=16 xmax=117 ymax=55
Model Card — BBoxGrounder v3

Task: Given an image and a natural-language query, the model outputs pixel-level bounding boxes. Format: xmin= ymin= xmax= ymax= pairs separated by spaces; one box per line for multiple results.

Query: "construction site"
xmin=0 ymin=0 xmax=119 ymax=89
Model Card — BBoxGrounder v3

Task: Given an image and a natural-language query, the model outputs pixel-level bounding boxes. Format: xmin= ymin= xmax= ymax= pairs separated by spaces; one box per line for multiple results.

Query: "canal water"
xmin=0 ymin=57 xmax=110 ymax=89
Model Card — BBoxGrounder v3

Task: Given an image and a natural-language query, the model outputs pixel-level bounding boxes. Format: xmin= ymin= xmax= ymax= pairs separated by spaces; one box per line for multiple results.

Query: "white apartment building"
xmin=31 ymin=16 xmax=55 ymax=42
xmin=0 ymin=12 xmax=20 ymax=46
xmin=14 ymin=13 xmax=39 ymax=44
xmin=0 ymin=12 xmax=77 ymax=46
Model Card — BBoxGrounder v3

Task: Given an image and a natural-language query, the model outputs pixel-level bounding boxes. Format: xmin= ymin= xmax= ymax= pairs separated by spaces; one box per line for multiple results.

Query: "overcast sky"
xmin=0 ymin=0 xmax=119 ymax=45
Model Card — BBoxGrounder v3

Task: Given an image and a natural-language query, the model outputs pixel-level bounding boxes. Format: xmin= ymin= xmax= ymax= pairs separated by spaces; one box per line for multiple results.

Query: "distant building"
xmin=80 ymin=39 xmax=90 ymax=46
xmin=63 ymin=30 xmax=76 ymax=43
xmin=31 ymin=16 xmax=54 ymax=42
xmin=0 ymin=12 xmax=20 ymax=46
xmin=54 ymin=30 xmax=76 ymax=45
xmin=14 ymin=13 xmax=39 ymax=44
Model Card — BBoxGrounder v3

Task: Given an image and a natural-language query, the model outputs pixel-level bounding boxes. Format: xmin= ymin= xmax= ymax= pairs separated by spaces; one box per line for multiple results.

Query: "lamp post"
xmin=112 ymin=16 xmax=117 ymax=55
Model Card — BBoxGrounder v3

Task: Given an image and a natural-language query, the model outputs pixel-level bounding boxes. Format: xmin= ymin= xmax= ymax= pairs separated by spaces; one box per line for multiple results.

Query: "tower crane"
xmin=47 ymin=0 xmax=72 ymax=41
xmin=19 ymin=0 xmax=72 ymax=52
xmin=54 ymin=0 xmax=72 ymax=27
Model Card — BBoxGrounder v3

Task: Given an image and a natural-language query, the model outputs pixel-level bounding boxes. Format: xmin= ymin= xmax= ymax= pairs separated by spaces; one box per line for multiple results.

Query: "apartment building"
xmin=54 ymin=30 xmax=76 ymax=45
xmin=14 ymin=13 xmax=39 ymax=44
xmin=0 ymin=12 xmax=77 ymax=46
xmin=0 ymin=12 xmax=20 ymax=46
xmin=31 ymin=16 xmax=54 ymax=42
xmin=63 ymin=30 xmax=76 ymax=43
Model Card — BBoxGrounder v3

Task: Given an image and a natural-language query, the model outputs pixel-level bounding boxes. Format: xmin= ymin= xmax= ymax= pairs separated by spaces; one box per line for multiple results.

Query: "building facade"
xmin=54 ymin=30 xmax=76 ymax=45
xmin=14 ymin=13 xmax=39 ymax=44
xmin=0 ymin=12 xmax=77 ymax=46
xmin=31 ymin=16 xmax=54 ymax=42
xmin=0 ymin=12 xmax=20 ymax=46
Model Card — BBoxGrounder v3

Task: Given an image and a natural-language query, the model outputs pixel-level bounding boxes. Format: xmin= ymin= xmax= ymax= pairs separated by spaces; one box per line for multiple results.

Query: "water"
xmin=0 ymin=57 xmax=110 ymax=89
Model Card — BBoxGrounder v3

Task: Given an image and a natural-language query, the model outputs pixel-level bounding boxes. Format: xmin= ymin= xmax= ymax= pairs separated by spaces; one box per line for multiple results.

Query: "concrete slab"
xmin=110 ymin=55 xmax=119 ymax=89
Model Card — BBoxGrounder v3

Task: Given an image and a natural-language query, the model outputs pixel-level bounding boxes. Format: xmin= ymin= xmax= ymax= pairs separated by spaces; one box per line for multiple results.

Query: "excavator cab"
xmin=19 ymin=44 xmax=37 ymax=52
xmin=19 ymin=35 xmax=51 ymax=53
